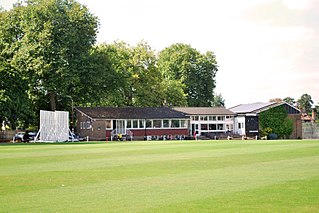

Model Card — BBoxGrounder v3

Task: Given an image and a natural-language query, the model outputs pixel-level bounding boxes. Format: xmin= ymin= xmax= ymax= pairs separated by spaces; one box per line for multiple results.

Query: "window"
xmin=146 ymin=120 xmax=152 ymax=128
xmin=171 ymin=120 xmax=180 ymax=128
xmin=105 ymin=120 xmax=111 ymax=129
xmin=126 ymin=120 xmax=132 ymax=128
xmin=238 ymin=123 xmax=244 ymax=129
xmin=201 ymin=124 xmax=208 ymax=130
xmin=209 ymin=124 xmax=217 ymax=130
xmin=82 ymin=121 xmax=91 ymax=129
xmin=139 ymin=120 xmax=144 ymax=128
xmin=153 ymin=120 xmax=161 ymax=128
xmin=181 ymin=120 xmax=187 ymax=128
xmin=217 ymin=124 xmax=224 ymax=130
xmin=193 ymin=116 xmax=199 ymax=121
xmin=163 ymin=120 xmax=170 ymax=128
xmin=133 ymin=120 xmax=138 ymax=128
xmin=226 ymin=124 xmax=233 ymax=131
xmin=218 ymin=116 xmax=225 ymax=121
xmin=200 ymin=116 xmax=208 ymax=121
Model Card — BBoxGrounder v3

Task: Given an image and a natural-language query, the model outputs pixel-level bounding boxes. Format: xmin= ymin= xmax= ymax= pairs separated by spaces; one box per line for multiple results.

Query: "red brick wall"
xmin=106 ymin=128 xmax=189 ymax=141
xmin=288 ymin=114 xmax=302 ymax=139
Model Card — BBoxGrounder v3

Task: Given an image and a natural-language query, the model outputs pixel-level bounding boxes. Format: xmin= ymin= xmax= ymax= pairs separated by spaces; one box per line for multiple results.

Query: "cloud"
xmin=245 ymin=0 xmax=319 ymax=31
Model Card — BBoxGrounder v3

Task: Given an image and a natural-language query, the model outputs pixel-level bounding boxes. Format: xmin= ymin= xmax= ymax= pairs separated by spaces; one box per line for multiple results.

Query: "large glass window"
xmin=217 ymin=124 xmax=224 ymax=130
xmin=171 ymin=120 xmax=180 ymax=128
xmin=153 ymin=120 xmax=161 ymax=128
xmin=139 ymin=120 xmax=144 ymax=128
xmin=146 ymin=120 xmax=152 ymax=128
xmin=201 ymin=124 xmax=208 ymax=130
xmin=163 ymin=120 xmax=170 ymax=128
xmin=181 ymin=120 xmax=187 ymax=128
xmin=126 ymin=120 xmax=132 ymax=128
xmin=209 ymin=124 xmax=217 ymax=130
xmin=132 ymin=120 xmax=138 ymax=128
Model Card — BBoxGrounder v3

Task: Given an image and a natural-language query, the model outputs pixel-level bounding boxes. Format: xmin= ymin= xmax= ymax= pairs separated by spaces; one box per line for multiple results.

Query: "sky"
xmin=1 ymin=0 xmax=318 ymax=107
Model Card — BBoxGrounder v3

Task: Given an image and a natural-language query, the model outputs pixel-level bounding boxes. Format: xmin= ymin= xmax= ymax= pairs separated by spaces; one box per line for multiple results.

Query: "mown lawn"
xmin=0 ymin=140 xmax=319 ymax=212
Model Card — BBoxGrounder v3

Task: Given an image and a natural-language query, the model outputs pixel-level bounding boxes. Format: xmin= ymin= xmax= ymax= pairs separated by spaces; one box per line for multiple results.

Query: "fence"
xmin=302 ymin=123 xmax=319 ymax=139
xmin=0 ymin=130 xmax=16 ymax=142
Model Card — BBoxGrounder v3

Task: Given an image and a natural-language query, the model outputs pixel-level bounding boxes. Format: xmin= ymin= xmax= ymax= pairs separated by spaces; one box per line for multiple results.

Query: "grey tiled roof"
xmin=75 ymin=107 xmax=188 ymax=119
xmin=174 ymin=107 xmax=235 ymax=115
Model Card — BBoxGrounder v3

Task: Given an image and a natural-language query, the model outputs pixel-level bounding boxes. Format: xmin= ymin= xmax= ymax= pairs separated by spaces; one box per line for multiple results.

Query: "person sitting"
xmin=23 ymin=131 xmax=30 ymax=143
xmin=117 ymin=133 xmax=123 ymax=141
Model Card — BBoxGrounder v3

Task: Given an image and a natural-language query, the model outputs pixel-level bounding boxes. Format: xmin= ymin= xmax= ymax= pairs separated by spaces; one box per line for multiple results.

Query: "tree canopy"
xmin=297 ymin=94 xmax=313 ymax=113
xmin=157 ymin=43 xmax=218 ymax=107
xmin=0 ymin=1 xmax=220 ymax=129
xmin=259 ymin=105 xmax=293 ymax=139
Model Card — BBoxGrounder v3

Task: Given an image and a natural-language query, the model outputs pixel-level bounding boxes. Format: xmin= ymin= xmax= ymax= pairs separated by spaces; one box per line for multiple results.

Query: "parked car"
xmin=69 ymin=133 xmax=85 ymax=142
xmin=14 ymin=131 xmax=37 ymax=142
xmin=13 ymin=132 xmax=25 ymax=142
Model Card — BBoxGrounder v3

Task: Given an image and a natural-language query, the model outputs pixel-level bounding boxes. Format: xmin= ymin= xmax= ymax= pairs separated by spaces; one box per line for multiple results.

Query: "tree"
xmin=0 ymin=7 xmax=34 ymax=129
xmin=1 ymin=0 xmax=99 ymax=112
xmin=212 ymin=93 xmax=225 ymax=107
xmin=0 ymin=58 xmax=33 ymax=129
xmin=283 ymin=97 xmax=296 ymax=106
xmin=101 ymin=41 xmax=164 ymax=107
xmin=158 ymin=43 xmax=218 ymax=107
xmin=259 ymin=105 xmax=294 ymax=139
xmin=297 ymin=94 xmax=313 ymax=113
xmin=75 ymin=45 xmax=118 ymax=107
xmin=161 ymin=79 xmax=187 ymax=107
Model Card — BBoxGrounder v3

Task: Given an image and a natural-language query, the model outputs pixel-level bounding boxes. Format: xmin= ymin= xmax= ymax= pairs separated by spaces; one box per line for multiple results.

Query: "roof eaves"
xmin=75 ymin=107 xmax=94 ymax=120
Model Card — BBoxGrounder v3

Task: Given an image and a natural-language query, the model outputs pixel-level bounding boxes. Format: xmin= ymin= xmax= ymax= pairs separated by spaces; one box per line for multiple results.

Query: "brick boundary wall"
xmin=302 ymin=123 xmax=319 ymax=139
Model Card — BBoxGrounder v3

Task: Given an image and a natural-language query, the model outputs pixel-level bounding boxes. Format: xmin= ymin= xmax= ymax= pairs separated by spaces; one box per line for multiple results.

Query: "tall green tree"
xmin=297 ymin=94 xmax=313 ymax=113
xmin=1 ymin=0 xmax=99 ymax=112
xmin=158 ymin=43 xmax=218 ymax=107
xmin=0 ymin=7 xmax=34 ymax=128
xmin=101 ymin=41 xmax=164 ymax=107
xmin=0 ymin=59 xmax=32 ymax=129
xmin=75 ymin=45 xmax=117 ymax=107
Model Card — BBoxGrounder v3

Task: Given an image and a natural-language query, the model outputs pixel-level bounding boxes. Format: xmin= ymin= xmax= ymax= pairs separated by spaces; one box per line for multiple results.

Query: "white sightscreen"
xmin=40 ymin=110 xmax=69 ymax=142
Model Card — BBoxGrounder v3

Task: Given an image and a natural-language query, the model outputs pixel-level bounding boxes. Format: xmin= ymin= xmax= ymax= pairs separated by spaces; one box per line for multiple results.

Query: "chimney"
xmin=312 ymin=109 xmax=316 ymax=122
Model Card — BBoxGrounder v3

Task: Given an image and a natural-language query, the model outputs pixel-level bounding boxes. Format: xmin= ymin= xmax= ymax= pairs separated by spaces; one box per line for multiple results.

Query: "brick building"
xmin=75 ymin=107 xmax=189 ymax=141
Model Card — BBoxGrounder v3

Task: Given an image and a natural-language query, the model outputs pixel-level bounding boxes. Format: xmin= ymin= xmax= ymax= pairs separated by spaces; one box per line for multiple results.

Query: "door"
xmin=116 ymin=120 xmax=126 ymax=134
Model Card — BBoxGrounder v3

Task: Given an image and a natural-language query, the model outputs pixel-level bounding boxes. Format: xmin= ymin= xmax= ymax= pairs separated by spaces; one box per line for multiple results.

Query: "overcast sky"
xmin=2 ymin=0 xmax=318 ymax=107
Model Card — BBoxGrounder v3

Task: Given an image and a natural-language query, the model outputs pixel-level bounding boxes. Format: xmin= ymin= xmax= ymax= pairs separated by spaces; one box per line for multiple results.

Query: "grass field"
xmin=1 ymin=140 xmax=319 ymax=212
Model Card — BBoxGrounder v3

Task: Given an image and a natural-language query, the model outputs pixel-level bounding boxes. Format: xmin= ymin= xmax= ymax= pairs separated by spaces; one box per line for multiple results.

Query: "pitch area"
xmin=1 ymin=140 xmax=319 ymax=212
